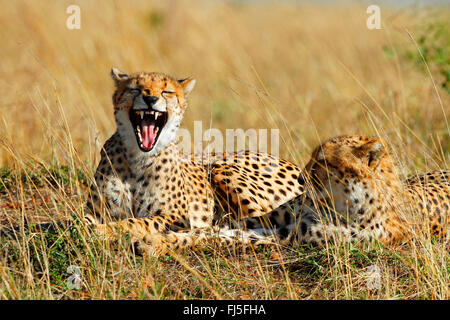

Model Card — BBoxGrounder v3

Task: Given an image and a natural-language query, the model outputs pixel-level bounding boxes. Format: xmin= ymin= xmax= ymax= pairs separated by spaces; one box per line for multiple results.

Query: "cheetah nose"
xmin=143 ymin=95 xmax=159 ymax=108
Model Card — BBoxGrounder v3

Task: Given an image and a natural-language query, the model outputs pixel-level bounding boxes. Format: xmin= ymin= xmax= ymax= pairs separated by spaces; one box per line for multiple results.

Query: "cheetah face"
xmin=110 ymin=68 xmax=196 ymax=155
xmin=301 ymin=135 xmax=390 ymax=216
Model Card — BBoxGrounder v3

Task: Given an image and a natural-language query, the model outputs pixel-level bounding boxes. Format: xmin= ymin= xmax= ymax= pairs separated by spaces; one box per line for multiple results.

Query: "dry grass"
xmin=0 ymin=0 xmax=448 ymax=299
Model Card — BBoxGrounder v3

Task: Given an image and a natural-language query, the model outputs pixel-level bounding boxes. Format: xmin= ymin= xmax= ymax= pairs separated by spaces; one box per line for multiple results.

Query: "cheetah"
xmin=83 ymin=68 xmax=304 ymax=255
xmin=242 ymin=135 xmax=450 ymax=247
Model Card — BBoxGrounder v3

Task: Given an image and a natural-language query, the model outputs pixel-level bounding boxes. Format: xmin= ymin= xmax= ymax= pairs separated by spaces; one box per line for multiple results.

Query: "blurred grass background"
xmin=0 ymin=0 xmax=448 ymax=170
xmin=0 ymin=0 xmax=448 ymax=299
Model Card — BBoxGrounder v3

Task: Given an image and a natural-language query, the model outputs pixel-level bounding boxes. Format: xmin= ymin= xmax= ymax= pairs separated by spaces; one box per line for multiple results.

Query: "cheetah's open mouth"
xmin=129 ymin=110 xmax=168 ymax=152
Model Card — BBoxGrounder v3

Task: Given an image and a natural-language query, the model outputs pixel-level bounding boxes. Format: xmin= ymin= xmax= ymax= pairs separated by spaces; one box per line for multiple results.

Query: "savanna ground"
xmin=0 ymin=0 xmax=449 ymax=299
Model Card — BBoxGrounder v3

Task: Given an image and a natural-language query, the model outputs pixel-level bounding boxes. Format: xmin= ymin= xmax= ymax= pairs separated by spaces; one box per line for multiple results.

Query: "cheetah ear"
xmin=110 ymin=68 xmax=129 ymax=86
xmin=356 ymin=139 xmax=386 ymax=169
xmin=178 ymin=77 xmax=196 ymax=97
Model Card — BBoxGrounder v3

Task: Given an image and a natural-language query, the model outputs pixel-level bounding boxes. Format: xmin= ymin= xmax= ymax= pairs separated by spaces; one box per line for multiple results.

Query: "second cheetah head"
xmin=299 ymin=135 xmax=402 ymax=218
xmin=110 ymin=68 xmax=196 ymax=155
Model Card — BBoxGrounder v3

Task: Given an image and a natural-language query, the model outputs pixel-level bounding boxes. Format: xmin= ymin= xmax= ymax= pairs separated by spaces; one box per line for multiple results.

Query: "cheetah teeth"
xmin=137 ymin=126 xmax=142 ymax=140
xmin=135 ymin=110 xmax=161 ymax=120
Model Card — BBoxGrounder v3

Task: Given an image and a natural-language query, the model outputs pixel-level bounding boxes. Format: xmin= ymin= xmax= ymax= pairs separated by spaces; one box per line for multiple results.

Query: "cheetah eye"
xmin=130 ymin=88 xmax=141 ymax=95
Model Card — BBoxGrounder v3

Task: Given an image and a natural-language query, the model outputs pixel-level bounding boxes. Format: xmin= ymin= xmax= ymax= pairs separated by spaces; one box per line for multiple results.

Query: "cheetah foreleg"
xmin=240 ymin=199 xmax=372 ymax=246
xmin=92 ymin=216 xmax=179 ymax=241
xmin=135 ymin=228 xmax=277 ymax=257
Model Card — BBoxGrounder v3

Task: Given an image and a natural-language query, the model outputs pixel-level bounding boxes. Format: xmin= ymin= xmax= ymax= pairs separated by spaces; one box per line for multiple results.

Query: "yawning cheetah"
xmin=242 ymin=135 xmax=449 ymax=246
xmin=84 ymin=68 xmax=304 ymax=255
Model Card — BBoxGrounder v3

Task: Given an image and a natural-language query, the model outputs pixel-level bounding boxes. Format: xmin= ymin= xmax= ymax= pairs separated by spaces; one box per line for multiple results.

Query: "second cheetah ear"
xmin=355 ymin=139 xmax=385 ymax=169
xmin=178 ymin=77 xmax=196 ymax=97
xmin=110 ymin=68 xmax=129 ymax=86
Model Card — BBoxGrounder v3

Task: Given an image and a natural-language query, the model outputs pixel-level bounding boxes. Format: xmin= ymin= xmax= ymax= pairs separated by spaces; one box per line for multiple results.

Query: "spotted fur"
xmin=242 ymin=135 xmax=450 ymax=246
xmin=85 ymin=68 xmax=303 ymax=255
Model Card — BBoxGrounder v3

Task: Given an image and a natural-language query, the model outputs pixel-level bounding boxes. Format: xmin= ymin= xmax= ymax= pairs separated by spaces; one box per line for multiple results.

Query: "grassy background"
xmin=0 ymin=0 xmax=448 ymax=299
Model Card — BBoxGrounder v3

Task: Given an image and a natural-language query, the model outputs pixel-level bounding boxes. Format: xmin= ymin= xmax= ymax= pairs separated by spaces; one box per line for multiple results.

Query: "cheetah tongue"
xmin=141 ymin=120 xmax=156 ymax=149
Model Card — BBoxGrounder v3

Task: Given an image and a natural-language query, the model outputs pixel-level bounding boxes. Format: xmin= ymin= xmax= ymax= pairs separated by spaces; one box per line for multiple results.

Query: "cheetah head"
xmin=299 ymin=135 xmax=400 ymax=217
xmin=110 ymin=68 xmax=196 ymax=155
